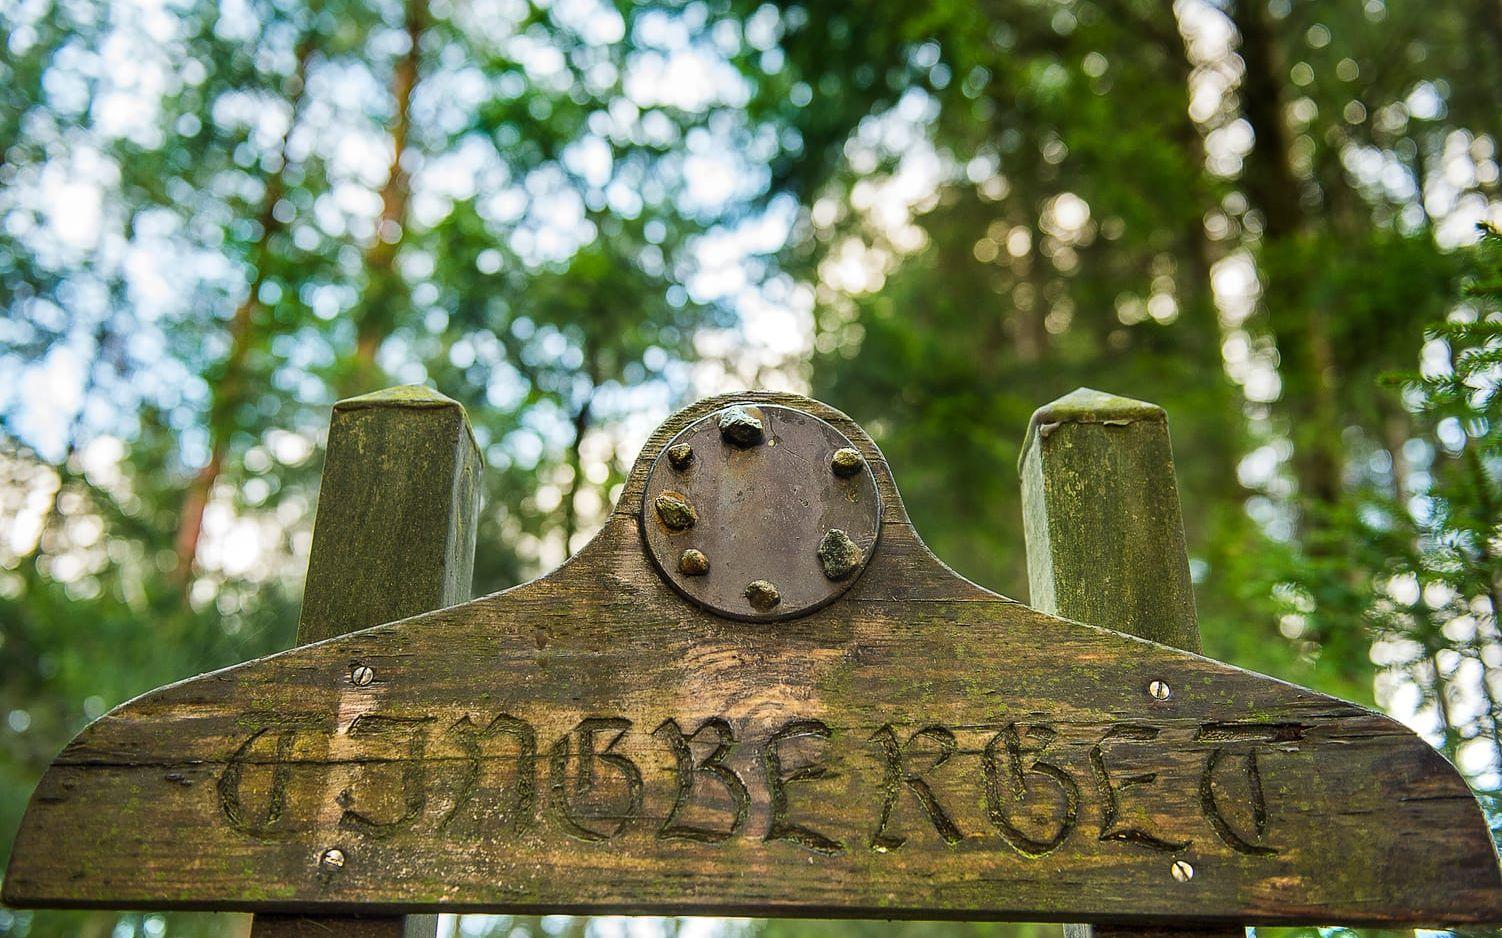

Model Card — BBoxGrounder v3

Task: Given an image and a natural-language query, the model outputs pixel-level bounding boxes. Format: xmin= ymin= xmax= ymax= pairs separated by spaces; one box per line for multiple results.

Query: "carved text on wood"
xmin=217 ymin=708 xmax=1301 ymax=861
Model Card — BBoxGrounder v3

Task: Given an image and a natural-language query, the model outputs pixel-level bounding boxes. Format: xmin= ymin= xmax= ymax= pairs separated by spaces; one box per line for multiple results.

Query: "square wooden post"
xmin=250 ymin=385 xmax=481 ymax=938
xmin=1020 ymin=388 xmax=1242 ymax=938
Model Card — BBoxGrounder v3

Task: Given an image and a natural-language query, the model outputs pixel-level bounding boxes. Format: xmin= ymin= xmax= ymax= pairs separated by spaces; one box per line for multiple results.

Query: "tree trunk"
xmin=561 ymin=350 xmax=602 ymax=557
xmin=348 ymin=0 xmax=427 ymax=391
xmin=172 ymin=38 xmax=316 ymax=589
xmin=1168 ymin=9 xmax=1243 ymax=496
xmin=1230 ymin=0 xmax=1345 ymax=518
xmin=1232 ymin=0 xmax=1301 ymax=241
xmin=561 ymin=389 xmax=592 ymax=558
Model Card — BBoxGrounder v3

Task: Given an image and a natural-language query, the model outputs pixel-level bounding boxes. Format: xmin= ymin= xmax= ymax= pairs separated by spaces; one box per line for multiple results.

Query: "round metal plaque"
xmin=641 ymin=403 xmax=882 ymax=622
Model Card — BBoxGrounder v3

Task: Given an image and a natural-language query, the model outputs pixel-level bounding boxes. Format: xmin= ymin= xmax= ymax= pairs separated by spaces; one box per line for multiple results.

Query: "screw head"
xmin=831 ymin=447 xmax=865 ymax=477
xmin=654 ymin=491 xmax=698 ymax=531
xmin=817 ymin=529 xmax=863 ymax=581
xmin=718 ymin=405 xmax=765 ymax=448
xmin=745 ymin=579 xmax=781 ymax=611
xmin=351 ymin=665 xmax=374 ymax=687
xmin=679 ymin=549 xmax=710 ymax=576
xmin=1148 ymin=680 xmax=1172 ymax=701
xmin=319 ymin=848 xmax=346 ymax=872
xmin=1171 ymin=859 xmax=1194 ymax=882
xmin=667 ymin=443 xmax=694 ymax=470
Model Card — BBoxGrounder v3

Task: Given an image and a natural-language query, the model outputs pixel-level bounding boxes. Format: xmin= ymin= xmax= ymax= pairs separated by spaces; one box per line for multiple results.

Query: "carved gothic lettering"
xmin=982 ymin=723 xmax=1080 ymax=857
xmin=217 ymin=713 xmax=323 ymax=840
xmin=764 ymin=718 xmax=844 ymax=855
xmin=653 ymin=717 xmax=749 ymax=843
xmin=441 ymin=713 xmax=537 ymax=833
xmin=1089 ymin=724 xmax=1188 ymax=853
xmin=548 ymin=717 xmax=643 ymax=841
xmin=338 ymin=714 xmax=437 ymax=839
xmin=869 ymin=724 xmax=963 ymax=850
xmin=1195 ymin=722 xmax=1303 ymax=856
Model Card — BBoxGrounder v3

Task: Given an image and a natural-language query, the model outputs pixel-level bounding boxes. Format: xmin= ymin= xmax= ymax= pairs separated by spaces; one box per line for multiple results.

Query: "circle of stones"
xmin=640 ymin=403 xmax=882 ymax=622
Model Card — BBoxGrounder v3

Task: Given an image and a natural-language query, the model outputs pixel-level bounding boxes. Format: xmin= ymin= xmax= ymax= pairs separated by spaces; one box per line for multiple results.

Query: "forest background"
xmin=3 ymin=0 xmax=1502 ymax=935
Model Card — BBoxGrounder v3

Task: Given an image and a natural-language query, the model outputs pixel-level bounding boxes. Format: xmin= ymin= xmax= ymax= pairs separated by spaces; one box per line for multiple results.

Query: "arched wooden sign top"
xmin=4 ymin=392 xmax=1500 ymax=927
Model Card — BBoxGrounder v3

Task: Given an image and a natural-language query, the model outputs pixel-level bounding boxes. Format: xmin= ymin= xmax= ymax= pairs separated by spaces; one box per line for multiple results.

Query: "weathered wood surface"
xmin=256 ymin=385 xmax=478 ymax=938
xmin=1024 ymin=388 xmax=1243 ymax=938
xmin=294 ymin=385 xmax=481 ymax=644
xmin=5 ymin=391 xmax=1501 ymax=927
xmin=1022 ymin=388 xmax=1202 ymax=652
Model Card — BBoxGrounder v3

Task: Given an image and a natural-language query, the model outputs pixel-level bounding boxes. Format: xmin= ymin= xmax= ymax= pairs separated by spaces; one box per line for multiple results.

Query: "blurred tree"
xmin=0 ymin=0 xmax=739 ymax=934
xmin=1284 ymin=226 xmax=1502 ymax=822
xmin=720 ymin=0 xmax=1265 ymax=680
xmin=168 ymin=2 xmax=338 ymax=587
xmin=717 ymin=0 xmax=1499 ymax=704
xmin=2 ymin=0 xmax=1501 ymax=936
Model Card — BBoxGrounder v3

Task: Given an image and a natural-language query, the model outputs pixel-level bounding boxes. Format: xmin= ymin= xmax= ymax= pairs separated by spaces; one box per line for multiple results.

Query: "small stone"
xmin=831 ymin=447 xmax=865 ymax=477
xmin=744 ymin=579 xmax=781 ymax=611
xmin=667 ymin=443 xmax=694 ymax=470
xmin=654 ymin=491 xmax=697 ymax=531
xmin=679 ymin=549 xmax=710 ymax=576
xmin=817 ymin=528 xmax=862 ymax=581
xmin=718 ymin=406 xmax=765 ymax=448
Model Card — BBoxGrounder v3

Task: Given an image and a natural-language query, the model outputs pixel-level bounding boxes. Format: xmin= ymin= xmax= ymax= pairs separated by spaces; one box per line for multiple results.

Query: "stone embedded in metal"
xmin=717 ymin=405 xmax=766 ymax=448
xmin=744 ymin=579 xmax=781 ymax=610
xmin=678 ymin=548 xmax=710 ymax=576
xmin=641 ymin=403 xmax=882 ymax=622
xmin=653 ymin=491 xmax=697 ymax=530
xmin=831 ymin=447 xmax=865 ymax=477
xmin=816 ymin=528 xmax=862 ymax=581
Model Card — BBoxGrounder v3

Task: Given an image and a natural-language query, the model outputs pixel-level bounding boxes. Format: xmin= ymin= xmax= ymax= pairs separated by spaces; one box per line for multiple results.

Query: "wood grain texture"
xmin=1024 ymin=388 xmax=1243 ymax=938
xmin=4 ymin=391 xmax=1500 ymax=928
xmin=249 ymin=384 xmax=476 ymax=938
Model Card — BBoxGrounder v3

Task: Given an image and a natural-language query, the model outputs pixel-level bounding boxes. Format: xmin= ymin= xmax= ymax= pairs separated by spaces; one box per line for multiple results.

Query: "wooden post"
xmin=250 ymin=385 xmax=481 ymax=938
xmin=1020 ymin=388 xmax=1241 ymax=938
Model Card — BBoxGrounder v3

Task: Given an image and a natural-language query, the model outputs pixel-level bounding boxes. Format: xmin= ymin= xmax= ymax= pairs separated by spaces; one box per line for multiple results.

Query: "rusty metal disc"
xmin=640 ymin=403 xmax=882 ymax=622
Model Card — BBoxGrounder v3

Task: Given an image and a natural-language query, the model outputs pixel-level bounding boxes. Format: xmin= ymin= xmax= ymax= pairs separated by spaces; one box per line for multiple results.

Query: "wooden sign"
xmin=5 ymin=392 xmax=1500 ymax=927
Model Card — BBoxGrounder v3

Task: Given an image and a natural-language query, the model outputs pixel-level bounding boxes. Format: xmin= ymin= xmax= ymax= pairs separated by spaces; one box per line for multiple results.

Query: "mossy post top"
xmin=332 ymin=383 xmax=480 ymax=454
xmin=1021 ymin=387 xmax=1166 ymax=466
xmin=296 ymin=386 xmax=482 ymax=646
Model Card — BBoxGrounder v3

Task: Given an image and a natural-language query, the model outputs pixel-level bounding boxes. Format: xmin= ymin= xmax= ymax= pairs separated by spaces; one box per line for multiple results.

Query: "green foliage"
xmin=2 ymin=0 xmax=1501 ymax=935
xmin=1268 ymin=225 xmax=1502 ymax=799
